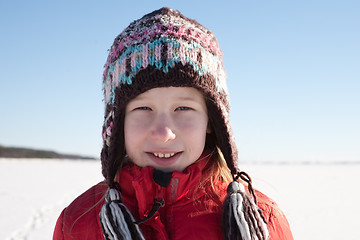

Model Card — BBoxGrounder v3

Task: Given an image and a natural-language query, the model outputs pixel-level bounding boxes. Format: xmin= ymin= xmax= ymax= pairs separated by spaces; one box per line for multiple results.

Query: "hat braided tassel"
xmin=99 ymin=188 xmax=145 ymax=240
xmin=222 ymin=172 xmax=269 ymax=240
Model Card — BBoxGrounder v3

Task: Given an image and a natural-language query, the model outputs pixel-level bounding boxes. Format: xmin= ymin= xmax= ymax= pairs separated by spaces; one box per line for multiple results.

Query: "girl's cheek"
xmin=175 ymin=114 xmax=208 ymax=130
xmin=126 ymin=112 xmax=153 ymax=129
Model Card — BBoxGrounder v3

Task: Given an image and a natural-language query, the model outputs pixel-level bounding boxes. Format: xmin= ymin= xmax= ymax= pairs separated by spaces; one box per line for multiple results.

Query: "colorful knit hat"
xmin=99 ymin=7 xmax=269 ymax=240
xmin=101 ymin=7 xmax=236 ymax=177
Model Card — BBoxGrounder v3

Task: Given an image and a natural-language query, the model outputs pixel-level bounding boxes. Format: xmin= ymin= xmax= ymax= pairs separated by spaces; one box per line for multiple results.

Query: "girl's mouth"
xmin=152 ymin=152 xmax=176 ymax=158
xmin=147 ymin=151 xmax=182 ymax=168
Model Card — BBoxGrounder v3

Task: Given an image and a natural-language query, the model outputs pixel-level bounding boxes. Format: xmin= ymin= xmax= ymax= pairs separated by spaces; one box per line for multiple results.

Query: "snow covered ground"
xmin=1 ymin=159 xmax=359 ymax=240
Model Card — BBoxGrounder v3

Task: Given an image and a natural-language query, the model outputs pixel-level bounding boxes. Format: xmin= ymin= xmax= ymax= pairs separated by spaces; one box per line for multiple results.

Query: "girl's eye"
xmin=176 ymin=106 xmax=192 ymax=111
xmin=135 ymin=106 xmax=151 ymax=111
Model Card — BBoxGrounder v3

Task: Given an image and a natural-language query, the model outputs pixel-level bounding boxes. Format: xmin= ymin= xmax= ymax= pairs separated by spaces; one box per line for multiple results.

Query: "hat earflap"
xmin=222 ymin=172 xmax=269 ymax=240
xmin=99 ymin=186 xmax=145 ymax=240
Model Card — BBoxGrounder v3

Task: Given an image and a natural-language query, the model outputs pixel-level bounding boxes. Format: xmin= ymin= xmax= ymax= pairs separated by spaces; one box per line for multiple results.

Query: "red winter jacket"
xmin=53 ymin=157 xmax=293 ymax=239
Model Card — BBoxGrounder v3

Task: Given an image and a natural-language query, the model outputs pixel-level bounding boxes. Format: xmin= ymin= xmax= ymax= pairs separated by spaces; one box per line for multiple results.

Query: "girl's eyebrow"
xmin=175 ymin=96 xmax=197 ymax=101
xmin=174 ymin=94 xmax=203 ymax=101
xmin=131 ymin=95 xmax=199 ymax=102
xmin=128 ymin=95 xmax=148 ymax=103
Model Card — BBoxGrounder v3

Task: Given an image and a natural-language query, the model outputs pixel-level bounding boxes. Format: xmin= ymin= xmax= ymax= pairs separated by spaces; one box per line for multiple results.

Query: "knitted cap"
xmin=101 ymin=7 xmax=238 ymax=185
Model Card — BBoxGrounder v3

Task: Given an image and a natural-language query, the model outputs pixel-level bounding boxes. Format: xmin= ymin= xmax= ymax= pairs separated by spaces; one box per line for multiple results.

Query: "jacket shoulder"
xmin=53 ymin=181 xmax=108 ymax=240
xmin=255 ymin=190 xmax=294 ymax=240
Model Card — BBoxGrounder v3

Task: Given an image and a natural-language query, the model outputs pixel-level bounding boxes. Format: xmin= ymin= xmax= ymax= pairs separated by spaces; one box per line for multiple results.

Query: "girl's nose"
xmin=151 ymin=115 xmax=176 ymax=143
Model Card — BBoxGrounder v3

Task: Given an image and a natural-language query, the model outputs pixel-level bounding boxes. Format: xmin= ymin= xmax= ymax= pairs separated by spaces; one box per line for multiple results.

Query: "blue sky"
xmin=0 ymin=0 xmax=359 ymax=162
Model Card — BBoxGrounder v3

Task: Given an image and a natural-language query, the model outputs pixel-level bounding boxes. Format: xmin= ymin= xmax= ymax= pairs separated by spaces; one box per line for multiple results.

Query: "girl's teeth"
xmin=154 ymin=153 xmax=175 ymax=158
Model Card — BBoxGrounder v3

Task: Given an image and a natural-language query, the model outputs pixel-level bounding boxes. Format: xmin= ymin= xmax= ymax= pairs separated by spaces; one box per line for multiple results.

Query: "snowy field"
xmin=1 ymin=159 xmax=359 ymax=240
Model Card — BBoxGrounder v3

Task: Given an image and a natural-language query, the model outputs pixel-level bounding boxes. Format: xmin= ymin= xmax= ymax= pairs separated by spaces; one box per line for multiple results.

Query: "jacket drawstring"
xmin=134 ymin=198 xmax=165 ymax=225
xmin=134 ymin=169 xmax=171 ymax=225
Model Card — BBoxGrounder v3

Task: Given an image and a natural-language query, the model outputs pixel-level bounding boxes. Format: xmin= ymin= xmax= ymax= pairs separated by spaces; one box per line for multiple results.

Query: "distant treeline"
xmin=0 ymin=145 xmax=96 ymax=160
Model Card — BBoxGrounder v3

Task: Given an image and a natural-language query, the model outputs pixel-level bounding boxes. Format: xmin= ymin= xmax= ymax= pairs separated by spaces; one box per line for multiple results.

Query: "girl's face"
xmin=124 ymin=87 xmax=209 ymax=172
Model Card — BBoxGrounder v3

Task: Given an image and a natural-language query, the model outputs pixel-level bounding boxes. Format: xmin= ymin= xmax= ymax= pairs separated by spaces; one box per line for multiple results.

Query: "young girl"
xmin=53 ymin=7 xmax=293 ymax=240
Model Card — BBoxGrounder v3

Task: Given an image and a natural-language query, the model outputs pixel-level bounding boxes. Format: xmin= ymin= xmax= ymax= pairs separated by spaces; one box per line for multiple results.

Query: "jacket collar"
xmin=115 ymin=151 xmax=215 ymax=217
